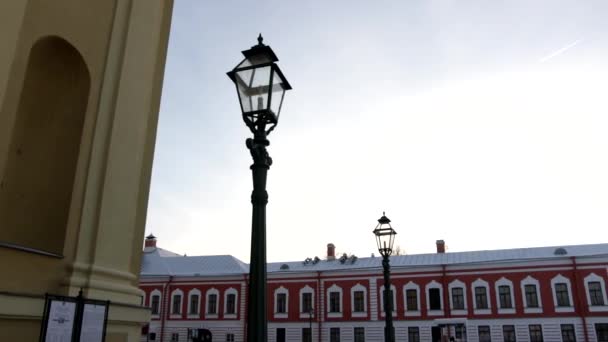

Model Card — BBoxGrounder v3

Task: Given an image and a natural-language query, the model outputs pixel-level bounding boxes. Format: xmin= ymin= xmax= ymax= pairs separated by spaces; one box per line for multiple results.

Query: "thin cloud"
xmin=539 ymin=39 xmax=582 ymax=63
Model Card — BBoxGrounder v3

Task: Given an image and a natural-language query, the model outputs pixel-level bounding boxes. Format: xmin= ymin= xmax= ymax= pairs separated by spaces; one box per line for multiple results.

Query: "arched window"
xmin=448 ymin=279 xmax=468 ymax=314
xmin=584 ymin=273 xmax=608 ymax=311
xmin=187 ymin=289 xmax=201 ymax=318
xmin=551 ymin=274 xmax=574 ymax=312
xmin=150 ymin=289 xmax=162 ymax=318
xmin=403 ymin=281 xmax=421 ymax=317
xmin=521 ymin=276 xmax=542 ymax=313
xmin=350 ymin=283 xmax=367 ymax=317
xmin=471 ymin=278 xmax=491 ymax=314
xmin=274 ymin=286 xmax=289 ymax=319
xmin=495 ymin=277 xmax=515 ymax=314
xmin=300 ymin=285 xmax=315 ymax=318
xmin=0 ymin=36 xmax=90 ymax=256
xmin=170 ymin=289 xmax=184 ymax=318
xmin=425 ymin=280 xmax=443 ymax=316
xmin=326 ymin=284 xmax=343 ymax=318
xmin=205 ymin=288 xmax=220 ymax=318
xmin=224 ymin=287 xmax=238 ymax=318
xmin=379 ymin=284 xmax=397 ymax=317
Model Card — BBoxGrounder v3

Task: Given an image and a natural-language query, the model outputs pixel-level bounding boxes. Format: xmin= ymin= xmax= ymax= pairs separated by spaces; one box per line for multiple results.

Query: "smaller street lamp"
xmin=373 ymin=212 xmax=397 ymax=342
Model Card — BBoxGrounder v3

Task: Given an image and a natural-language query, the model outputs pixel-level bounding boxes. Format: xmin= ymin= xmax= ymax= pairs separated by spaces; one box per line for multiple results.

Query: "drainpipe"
xmin=160 ymin=275 xmax=173 ymax=342
xmin=571 ymin=257 xmax=589 ymax=342
xmin=317 ymin=271 xmax=322 ymax=342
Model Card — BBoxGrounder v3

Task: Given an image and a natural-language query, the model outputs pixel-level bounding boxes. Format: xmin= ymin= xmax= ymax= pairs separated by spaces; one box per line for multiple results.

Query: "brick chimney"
xmin=436 ymin=240 xmax=445 ymax=253
xmin=327 ymin=243 xmax=336 ymax=260
xmin=145 ymin=234 xmax=157 ymax=248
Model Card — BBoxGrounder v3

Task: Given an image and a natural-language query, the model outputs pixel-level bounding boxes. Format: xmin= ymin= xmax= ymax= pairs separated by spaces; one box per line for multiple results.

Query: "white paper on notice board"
xmin=45 ymin=300 xmax=76 ymax=342
xmin=79 ymin=303 xmax=107 ymax=342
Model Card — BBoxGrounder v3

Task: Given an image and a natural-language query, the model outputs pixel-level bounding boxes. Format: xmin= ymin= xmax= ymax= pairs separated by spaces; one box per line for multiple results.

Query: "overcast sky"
xmin=145 ymin=0 xmax=608 ymax=263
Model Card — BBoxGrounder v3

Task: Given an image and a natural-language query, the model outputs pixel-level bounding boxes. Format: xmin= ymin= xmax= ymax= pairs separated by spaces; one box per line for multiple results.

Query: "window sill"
xmin=404 ymin=310 xmax=421 ymax=316
xmin=554 ymin=306 xmax=574 ymax=313
xmin=327 ymin=312 xmax=343 ymax=318
xmin=427 ymin=309 xmax=444 ymax=316
xmin=187 ymin=314 xmax=199 ymax=319
xmin=224 ymin=313 xmax=237 ymax=319
xmin=589 ymin=305 xmax=608 ymax=312
xmin=450 ymin=309 xmax=467 ymax=315
xmin=524 ymin=307 xmax=542 ymax=314
xmin=274 ymin=313 xmax=288 ymax=319
xmin=169 ymin=314 xmax=182 ymax=319
xmin=351 ymin=311 xmax=367 ymax=318
xmin=473 ymin=309 xmax=491 ymax=315
xmin=205 ymin=313 xmax=218 ymax=319
xmin=497 ymin=308 xmax=515 ymax=314
xmin=299 ymin=312 xmax=315 ymax=319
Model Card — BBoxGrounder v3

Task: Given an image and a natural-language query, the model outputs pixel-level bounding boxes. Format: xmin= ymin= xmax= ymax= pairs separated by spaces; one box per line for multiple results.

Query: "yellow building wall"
xmin=0 ymin=0 xmax=173 ymax=340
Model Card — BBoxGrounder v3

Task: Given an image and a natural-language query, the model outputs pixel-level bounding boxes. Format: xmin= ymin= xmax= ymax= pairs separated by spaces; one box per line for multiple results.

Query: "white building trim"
xmin=425 ymin=280 xmax=444 ymax=316
xmin=170 ymin=288 xmax=184 ymax=319
xmin=223 ymin=287 xmax=238 ymax=319
xmin=350 ymin=283 xmax=367 ymax=318
xmin=326 ymin=284 xmax=343 ymax=318
xmin=448 ymin=279 xmax=468 ymax=315
xmin=495 ymin=277 xmax=515 ymax=314
xmin=150 ymin=289 xmax=162 ymax=318
xmin=187 ymin=288 xmax=201 ymax=318
xmin=378 ymin=284 xmax=397 ymax=317
xmin=274 ymin=286 xmax=289 ymax=319
xmin=403 ymin=281 xmax=421 ymax=317
xmin=584 ymin=273 xmax=608 ymax=312
xmin=521 ymin=275 xmax=543 ymax=314
xmin=550 ymin=274 xmax=574 ymax=313
xmin=205 ymin=288 xmax=220 ymax=318
xmin=471 ymin=278 xmax=491 ymax=315
xmin=299 ymin=285 xmax=315 ymax=319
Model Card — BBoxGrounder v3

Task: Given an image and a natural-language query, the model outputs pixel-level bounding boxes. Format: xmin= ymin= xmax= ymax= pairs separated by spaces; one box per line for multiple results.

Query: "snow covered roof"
xmin=141 ymin=247 xmax=248 ymax=276
xmin=140 ymin=243 xmax=608 ymax=277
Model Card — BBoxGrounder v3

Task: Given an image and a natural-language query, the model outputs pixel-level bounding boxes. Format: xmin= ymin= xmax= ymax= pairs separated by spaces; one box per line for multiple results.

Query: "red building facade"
xmin=139 ymin=236 xmax=608 ymax=342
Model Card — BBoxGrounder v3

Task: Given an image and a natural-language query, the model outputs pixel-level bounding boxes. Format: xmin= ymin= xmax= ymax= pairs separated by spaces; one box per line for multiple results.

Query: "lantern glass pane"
xmin=269 ymin=70 xmax=286 ymax=117
xmin=235 ymin=65 xmax=272 ymax=113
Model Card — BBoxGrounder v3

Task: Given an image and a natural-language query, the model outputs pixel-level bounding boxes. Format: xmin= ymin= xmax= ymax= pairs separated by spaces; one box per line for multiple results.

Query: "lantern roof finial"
xmin=378 ymin=212 xmax=391 ymax=224
xmin=257 ymin=33 xmax=264 ymax=46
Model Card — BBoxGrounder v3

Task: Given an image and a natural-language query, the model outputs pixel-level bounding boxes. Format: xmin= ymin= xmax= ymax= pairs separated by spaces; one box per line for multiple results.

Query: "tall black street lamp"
xmin=227 ymin=35 xmax=292 ymax=342
xmin=373 ymin=212 xmax=397 ymax=342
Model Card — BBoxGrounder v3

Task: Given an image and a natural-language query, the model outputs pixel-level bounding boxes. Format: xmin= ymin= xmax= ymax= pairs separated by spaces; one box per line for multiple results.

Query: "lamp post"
xmin=373 ymin=212 xmax=397 ymax=342
xmin=227 ymin=35 xmax=292 ymax=342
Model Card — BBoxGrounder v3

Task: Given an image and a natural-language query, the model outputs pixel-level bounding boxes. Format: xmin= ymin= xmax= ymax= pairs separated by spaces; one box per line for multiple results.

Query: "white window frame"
xmin=326 ymin=284 xmax=343 ymax=318
xmin=521 ymin=276 xmax=543 ymax=314
xmin=300 ymin=285 xmax=315 ymax=318
xmin=448 ymin=279 xmax=468 ymax=315
xmin=495 ymin=277 xmax=515 ymax=314
xmin=471 ymin=278 xmax=491 ymax=315
xmin=150 ymin=289 xmax=162 ymax=318
xmin=426 ymin=280 xmax=444 ymax=316
xmin=170 ymin=288 xmax=184 ymax=318
xmin=551 ymin=274 xmax=574 ymax=313
xmin=403 ymin=281 xmax=421 ymax=317
xmin=350 ymin=283 xmax=367 ymax=317
xmin=274 ymin=286 xmax=289 ymax=319
xmin=224 ymin=287 xmax=238 ymax=319
xmin=205 ymin=288 xmax=220 ymax=318
xmin=584 ymin=273 xmax=608 ymax=312
xmin=379 ymin=284 xmax=397 ymax=317
xmin=187 ymin=289 xmax=201 ymax=318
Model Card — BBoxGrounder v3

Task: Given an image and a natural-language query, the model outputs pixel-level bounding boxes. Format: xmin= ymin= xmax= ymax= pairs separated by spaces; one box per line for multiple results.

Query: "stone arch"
xmin=0 ymin=35 xmax=90 ymax=255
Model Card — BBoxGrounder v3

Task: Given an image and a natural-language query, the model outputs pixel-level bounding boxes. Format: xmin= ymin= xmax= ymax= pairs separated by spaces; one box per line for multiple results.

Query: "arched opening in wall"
xmin=0 ymin=36 xmax=90 ymax=256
